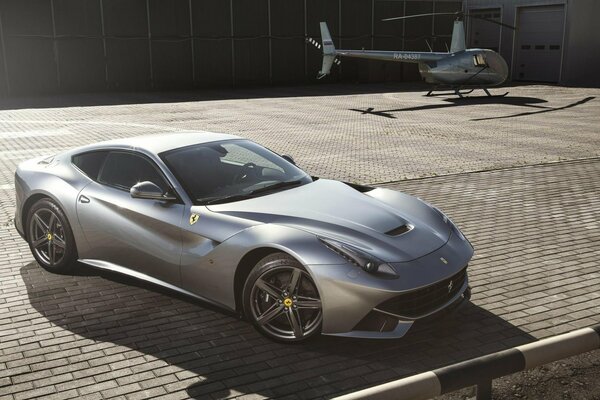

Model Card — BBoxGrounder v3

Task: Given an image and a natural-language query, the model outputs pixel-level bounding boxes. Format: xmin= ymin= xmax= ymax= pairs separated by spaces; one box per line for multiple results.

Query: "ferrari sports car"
xmin=14 ymin=131 xmax=473 ymax=342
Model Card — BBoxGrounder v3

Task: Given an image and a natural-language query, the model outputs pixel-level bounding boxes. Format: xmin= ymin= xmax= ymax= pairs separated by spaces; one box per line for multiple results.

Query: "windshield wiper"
xmin=202 ymin=193 xmax=253 ymax=205
xmin=202 ymin=179 xmax=305 ymax=205
xmin=246 ymin=179 xmax=304 ymax=196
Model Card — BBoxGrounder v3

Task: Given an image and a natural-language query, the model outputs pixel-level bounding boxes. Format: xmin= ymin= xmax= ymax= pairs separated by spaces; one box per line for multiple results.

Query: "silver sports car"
xmin=14 ymin=131 xmax=473 ymax=342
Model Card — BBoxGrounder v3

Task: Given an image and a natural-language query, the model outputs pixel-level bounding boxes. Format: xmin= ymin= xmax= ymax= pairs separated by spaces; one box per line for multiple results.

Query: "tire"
xmin=243 ymin=252 xmax=322 ymax=342
xmin=26 ymin=198 xmax=77 ymax=274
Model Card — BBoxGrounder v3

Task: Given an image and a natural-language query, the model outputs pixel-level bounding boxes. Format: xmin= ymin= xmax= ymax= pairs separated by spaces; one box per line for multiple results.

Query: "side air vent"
xmin=343 ymin=181 xmax=375 ymax=193
xmin=385 ymin=224 xmax=411 ymax=236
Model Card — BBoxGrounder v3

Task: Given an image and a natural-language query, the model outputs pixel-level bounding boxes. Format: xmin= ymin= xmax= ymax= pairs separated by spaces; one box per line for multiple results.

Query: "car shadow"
xmin=21 ymin=261 xmax=535 ymax=400
xmin=349 ymin=96 xmax=595 ymax=121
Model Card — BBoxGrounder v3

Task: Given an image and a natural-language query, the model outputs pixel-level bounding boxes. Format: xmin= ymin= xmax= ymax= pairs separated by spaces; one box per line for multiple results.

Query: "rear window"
xmin=72 ymin=151 xmax=109 ymax=181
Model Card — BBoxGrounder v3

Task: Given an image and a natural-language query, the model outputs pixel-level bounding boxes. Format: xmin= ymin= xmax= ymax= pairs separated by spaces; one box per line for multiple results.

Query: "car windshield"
xmin=161 ymin=140 xmax=312 ymax=205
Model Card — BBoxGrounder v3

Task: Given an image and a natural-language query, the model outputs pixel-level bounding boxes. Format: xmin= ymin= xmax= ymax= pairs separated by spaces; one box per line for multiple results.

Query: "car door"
xmin=76 ymin=150 xmax=185 ymax=286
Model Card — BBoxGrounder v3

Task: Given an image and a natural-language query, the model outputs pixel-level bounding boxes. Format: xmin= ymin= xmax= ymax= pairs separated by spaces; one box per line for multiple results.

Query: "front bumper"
xmin=305 ymin=230 xmax=474 ymax=339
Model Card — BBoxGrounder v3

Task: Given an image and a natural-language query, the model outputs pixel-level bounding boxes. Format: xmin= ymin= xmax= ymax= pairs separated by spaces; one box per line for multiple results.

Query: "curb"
xmin=333 ymin=325 xmax=600 ymax=400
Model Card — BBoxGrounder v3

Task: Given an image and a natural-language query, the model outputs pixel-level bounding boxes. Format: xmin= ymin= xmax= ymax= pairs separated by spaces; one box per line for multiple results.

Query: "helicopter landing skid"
xmin=425 ymin=88 xmax=508 ymax=98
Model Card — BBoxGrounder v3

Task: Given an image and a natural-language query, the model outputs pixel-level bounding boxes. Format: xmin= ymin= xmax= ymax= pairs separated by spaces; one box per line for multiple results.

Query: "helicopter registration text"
xmin=393 ymin=53 xmax=421 ymax=60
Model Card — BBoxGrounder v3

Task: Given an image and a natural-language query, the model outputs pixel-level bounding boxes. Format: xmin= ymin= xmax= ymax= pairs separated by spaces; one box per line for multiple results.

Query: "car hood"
xmin=207 ymin=179 xmax=450 ymax=262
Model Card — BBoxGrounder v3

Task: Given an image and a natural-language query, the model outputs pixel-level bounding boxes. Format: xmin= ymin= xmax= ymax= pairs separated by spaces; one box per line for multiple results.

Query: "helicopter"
xmin=313 ymin=12 xmax=516 ymax=98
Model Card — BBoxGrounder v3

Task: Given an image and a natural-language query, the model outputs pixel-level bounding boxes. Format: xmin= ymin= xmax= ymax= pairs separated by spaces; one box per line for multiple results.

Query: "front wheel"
xmin=243 ymin=253 xmax=322 ymax=342
xmin=26 ymin=198 xmax=77 ymax=273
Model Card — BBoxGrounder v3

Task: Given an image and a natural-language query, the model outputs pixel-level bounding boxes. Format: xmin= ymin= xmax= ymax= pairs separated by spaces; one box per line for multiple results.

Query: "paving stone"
xmin=0 ymin=84 xmax=599 ymax=399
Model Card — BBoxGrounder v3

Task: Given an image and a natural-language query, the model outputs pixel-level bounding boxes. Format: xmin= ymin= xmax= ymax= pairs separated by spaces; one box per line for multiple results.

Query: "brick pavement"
xmin=0 ymin=84 xmax=599 ymax=399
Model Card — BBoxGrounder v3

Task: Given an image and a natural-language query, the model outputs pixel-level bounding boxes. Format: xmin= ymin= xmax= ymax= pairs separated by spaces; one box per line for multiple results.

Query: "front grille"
xmin=376 ymin=267 xmax=467 ymax=319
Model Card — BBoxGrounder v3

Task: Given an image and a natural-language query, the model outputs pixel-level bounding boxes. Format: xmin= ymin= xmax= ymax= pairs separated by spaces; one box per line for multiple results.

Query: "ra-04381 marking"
xmin=14 ymin=131 xmax=473 ymax=342
xmin=393 ymin=53 xmax=421 ymax=61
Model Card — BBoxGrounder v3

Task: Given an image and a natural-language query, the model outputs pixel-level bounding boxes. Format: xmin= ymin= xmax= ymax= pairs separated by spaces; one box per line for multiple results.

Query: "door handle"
xmin=79 ymin=195 xmax=90 ymax=204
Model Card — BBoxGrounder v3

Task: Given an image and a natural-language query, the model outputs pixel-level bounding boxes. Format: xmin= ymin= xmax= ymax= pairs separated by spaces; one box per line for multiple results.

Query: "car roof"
xmin=78 ymin=131 xmax=241 ymax=155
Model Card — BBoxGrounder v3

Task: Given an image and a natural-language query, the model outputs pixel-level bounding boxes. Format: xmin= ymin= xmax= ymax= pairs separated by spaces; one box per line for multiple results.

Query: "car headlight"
xmin=318 ymin=237 xmax=397 ymax=277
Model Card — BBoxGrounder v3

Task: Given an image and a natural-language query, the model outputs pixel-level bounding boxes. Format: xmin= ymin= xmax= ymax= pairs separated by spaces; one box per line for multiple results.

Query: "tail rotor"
xmin=306 ymin=22 xmax=340 ymax=79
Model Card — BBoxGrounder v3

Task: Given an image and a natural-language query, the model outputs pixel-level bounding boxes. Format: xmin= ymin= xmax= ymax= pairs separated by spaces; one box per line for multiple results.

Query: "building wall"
xmin=561 ymin=0 xmax=600 ymax=87
xmin=0 ymin=0 xmax=461 ymax=96
xmin=463 ymin=0 xmax=600 ymax=86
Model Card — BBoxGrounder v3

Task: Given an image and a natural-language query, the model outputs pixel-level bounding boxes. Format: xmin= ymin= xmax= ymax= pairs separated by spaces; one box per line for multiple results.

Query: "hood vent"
xmin=385 ymin=224 xmax=411 ymax=236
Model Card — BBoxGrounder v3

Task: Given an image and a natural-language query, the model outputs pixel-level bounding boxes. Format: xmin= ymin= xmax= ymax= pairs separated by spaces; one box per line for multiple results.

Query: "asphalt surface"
xmin=0 ymin=83 xmax=599 ymax=399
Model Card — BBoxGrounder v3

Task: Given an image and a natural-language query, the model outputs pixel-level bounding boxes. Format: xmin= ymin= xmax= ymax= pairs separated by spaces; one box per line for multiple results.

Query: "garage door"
xmin=468 ymin=8 xmax=502 ymax=52
xmin=515 ymin=5 xmax=565 ymax=82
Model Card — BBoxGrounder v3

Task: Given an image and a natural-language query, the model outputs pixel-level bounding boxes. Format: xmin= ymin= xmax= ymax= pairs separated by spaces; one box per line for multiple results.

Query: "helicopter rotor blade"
xmin=382 ymin=12 xmax=456 ymax=22
xmin=383 ymin=11 xmax=517 ymax=30
xmin=464 ymin=13 xmax=517 ymax=30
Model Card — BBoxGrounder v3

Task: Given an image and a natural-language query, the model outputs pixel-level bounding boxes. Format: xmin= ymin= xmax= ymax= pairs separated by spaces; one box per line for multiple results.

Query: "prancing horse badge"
xmin=189 ymin=213 xmax=200 ymax=225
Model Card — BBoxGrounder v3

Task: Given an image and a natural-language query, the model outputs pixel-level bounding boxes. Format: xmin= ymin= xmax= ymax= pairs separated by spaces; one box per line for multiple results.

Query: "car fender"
xmin=180 ymin=223 xmax=344 ymax=310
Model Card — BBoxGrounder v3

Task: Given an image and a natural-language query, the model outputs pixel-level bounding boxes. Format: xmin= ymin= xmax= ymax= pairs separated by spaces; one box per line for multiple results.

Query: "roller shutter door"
xmin=468 ymin=8 xmax=501 ymax=52
xmin=515 ymin=5 xmax=564 ymax=83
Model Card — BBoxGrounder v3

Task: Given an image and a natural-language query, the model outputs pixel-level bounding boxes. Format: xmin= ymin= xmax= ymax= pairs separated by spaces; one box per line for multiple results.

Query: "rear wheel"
xmin=243 ymin=253 xmax=322 ymax=342
xmin=26 ymin=198 xmax=77 ymax=273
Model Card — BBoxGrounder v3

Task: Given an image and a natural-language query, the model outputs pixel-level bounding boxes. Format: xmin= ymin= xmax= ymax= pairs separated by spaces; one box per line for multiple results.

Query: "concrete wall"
xmin=0 ymin=0 xmax=461 ymax=96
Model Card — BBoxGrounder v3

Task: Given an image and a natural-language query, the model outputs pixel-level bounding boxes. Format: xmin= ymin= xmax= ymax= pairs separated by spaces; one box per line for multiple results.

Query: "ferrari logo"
xmin=448 ymin=280 xmax=453 ymax=293
xmin=283 ymin=298 xmax=293 ymax=308
xmin=189 ymin=213 xmax=200 ymax=225
xmin=440 ymin=257 xmax=448 ymax=264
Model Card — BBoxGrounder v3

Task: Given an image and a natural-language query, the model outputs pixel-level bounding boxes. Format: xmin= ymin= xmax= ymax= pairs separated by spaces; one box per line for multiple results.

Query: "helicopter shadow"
xmin=349 ymin=96 xmax=595 ymax=121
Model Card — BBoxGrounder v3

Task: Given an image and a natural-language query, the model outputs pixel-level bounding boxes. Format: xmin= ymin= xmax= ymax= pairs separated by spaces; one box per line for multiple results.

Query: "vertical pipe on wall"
xmin=338 ymin=0 xmax=342 ymax=75
xmin=558 ymin=2 xmax=568 ymax=84
xmin=267 ymin=0 xmax=272 ymax=84
xmin=402 ymin=1 xmax=406 ymax=51
xmin=50 ymin=0 xmax=61 ymax=89
xmin=338 ymin=0 xmax=342 ymax=48
xmin=146 ymin=0 xmax=154 ymax=88
xmin=431 ymin=0 xmax=435 ymax=44
xmin=303 ymin=0 xmax=307 ymax=79
xmin=230 ymin=0 xmax=235 ymax=87
xmin=0 ymin=12 xmax=11 ymax=95
xmin=510 ymin=6 xmax=518 ymax=81
xmin=371 ymin=0 xmax=374 ymax=50
xmin=189 ymin=0 xmax=196 ymax=85
xmin=498 ymin=5 xmax=503 ymax=53
xmin=99 ymin=0 xmax=109 ymax=88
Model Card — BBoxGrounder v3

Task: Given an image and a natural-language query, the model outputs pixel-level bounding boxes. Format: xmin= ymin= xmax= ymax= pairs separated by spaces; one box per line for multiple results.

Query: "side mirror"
xmin=130 ymin=181 xmax=177 ymax=201
xmin=281 ymin=154 xmax=296 ymax=165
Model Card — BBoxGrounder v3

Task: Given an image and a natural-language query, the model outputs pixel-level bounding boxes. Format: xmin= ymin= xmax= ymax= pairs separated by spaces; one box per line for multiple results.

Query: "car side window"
xmin=98 ymin=152 xmax=169 ymax=192
xmin=72 ymin=151 xmax=109 ymax=181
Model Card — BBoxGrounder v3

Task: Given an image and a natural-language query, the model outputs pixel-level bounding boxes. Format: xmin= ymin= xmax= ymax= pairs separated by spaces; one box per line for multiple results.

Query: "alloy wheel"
xmin=28 ymin=208 xmax=67 ymax=267
xmin=250 ymin=266 xmax=322 ymax=341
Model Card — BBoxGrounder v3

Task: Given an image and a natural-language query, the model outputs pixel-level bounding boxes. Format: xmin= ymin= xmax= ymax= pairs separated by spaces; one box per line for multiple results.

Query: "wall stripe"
xmin=435 ymin=348 xmax=525 ymax=393
xmin=516 ymin=328 xmax=600 ymax=370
